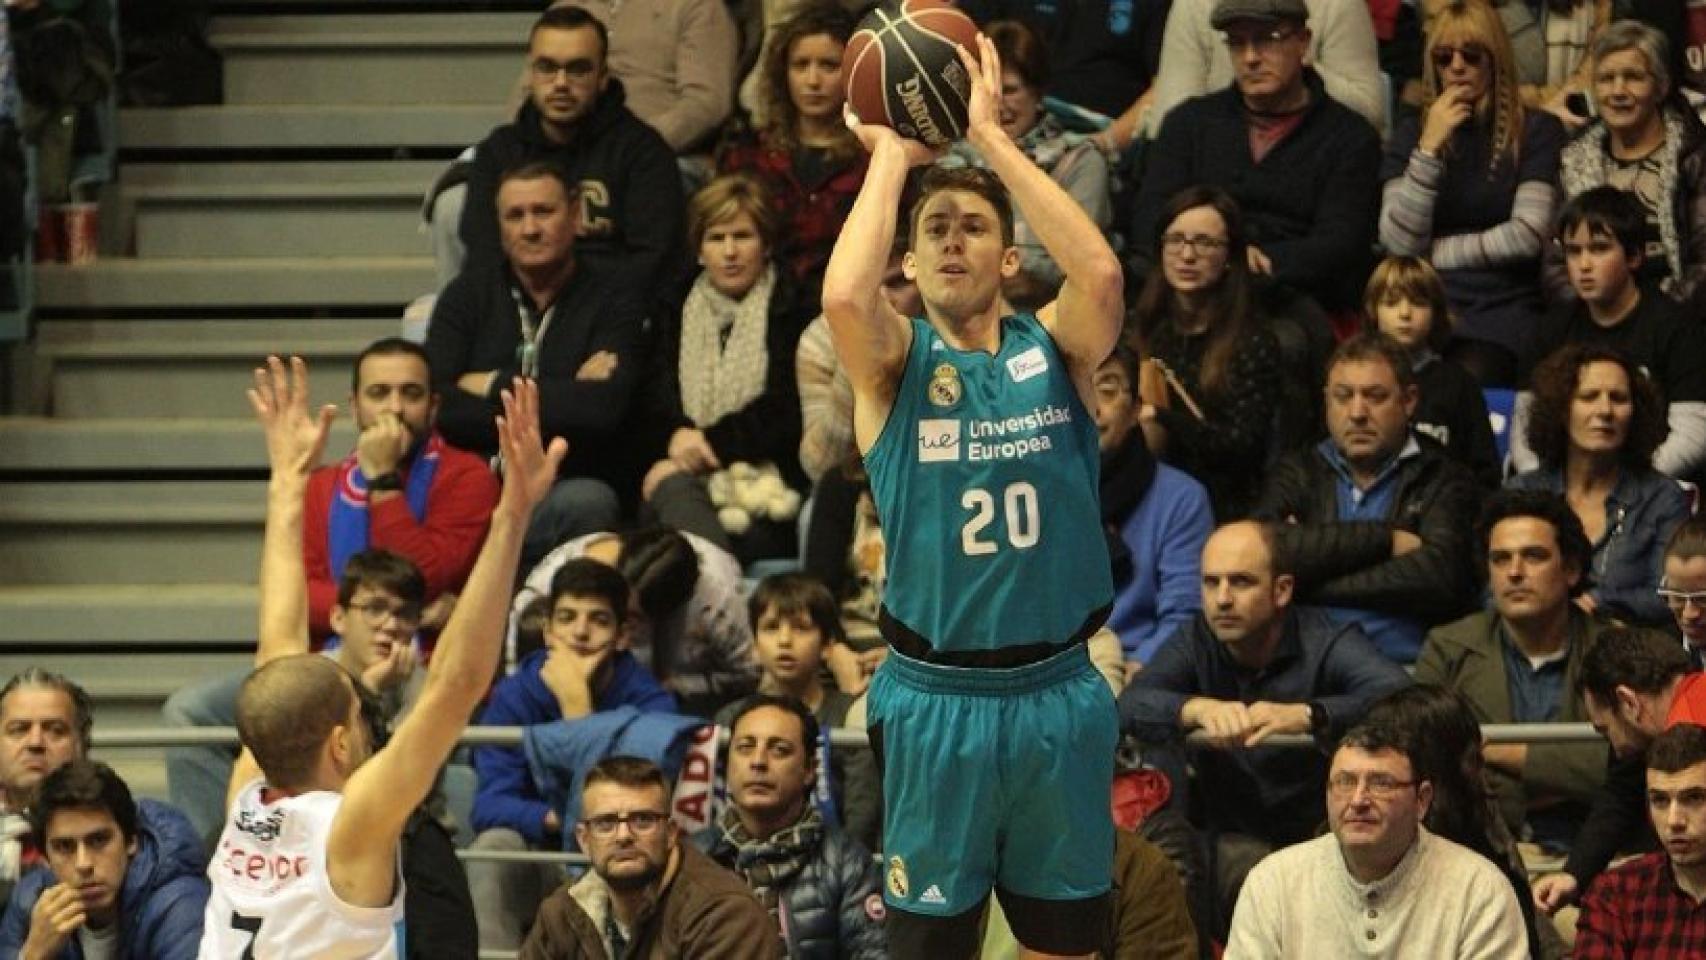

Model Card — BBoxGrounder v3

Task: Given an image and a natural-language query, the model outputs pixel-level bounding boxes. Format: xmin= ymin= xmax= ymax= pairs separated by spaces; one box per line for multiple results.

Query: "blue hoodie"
xmin=472 ymin=649 xmax=675 ymax=844
xmin=0 ymin=800 xmax=208 ymax=960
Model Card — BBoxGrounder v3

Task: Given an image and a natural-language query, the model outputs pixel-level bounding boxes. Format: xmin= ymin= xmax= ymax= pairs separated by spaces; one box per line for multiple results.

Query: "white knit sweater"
xmin=1225 ymin=827 xmax=1528 ymax=959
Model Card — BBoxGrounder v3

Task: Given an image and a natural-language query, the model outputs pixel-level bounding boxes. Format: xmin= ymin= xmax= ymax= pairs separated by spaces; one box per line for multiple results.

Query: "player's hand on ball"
xmin=844 ymin=104 xmax=937 ymax=167
xmin=957 ymin=34 xmax=1003 ymax=143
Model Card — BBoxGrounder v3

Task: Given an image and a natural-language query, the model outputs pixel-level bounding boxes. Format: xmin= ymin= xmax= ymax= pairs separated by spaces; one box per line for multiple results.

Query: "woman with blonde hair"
xmin=1379 ymin=0 xmax=1564 ymax=389
xmin=642 ymin=173 xmax=815 ymax=563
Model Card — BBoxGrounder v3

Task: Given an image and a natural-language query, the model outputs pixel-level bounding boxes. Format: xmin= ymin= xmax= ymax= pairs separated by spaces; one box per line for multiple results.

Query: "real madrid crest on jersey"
xmin=887 ymin=855 xmax=910 ymax=899
xmin=928 ymin=362 xmax=962 ymax=408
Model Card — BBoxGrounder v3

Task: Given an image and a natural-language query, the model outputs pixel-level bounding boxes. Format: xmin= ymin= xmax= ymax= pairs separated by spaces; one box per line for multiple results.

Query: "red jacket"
xmin=302 ymin=436 xmax=499 ymax=641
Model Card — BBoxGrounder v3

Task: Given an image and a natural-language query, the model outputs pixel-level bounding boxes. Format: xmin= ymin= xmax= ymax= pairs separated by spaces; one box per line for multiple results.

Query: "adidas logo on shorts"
xmin=919 ymin=884 xmax=946 ymax=905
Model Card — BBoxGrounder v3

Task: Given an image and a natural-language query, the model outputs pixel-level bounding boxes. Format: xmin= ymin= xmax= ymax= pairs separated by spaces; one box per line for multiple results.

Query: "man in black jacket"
xmin=1254 ymin=332 xmax=1482 ymax=664
xmin=425 ymin=162 xmax=648 ymax=566
xmin=694 ymin=694 xmax=885 ymax=959
xmin=431 ymin=6 xmax=683 ymax=288
xmin=1128 ymin=0 xmax=1381 ymax=313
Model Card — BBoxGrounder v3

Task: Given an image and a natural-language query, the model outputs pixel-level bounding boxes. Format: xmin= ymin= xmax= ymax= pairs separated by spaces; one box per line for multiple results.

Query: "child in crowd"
xmin=715 ymin=573 xmax=880 ymax=849
xmin=1364 ymin=255 xmax=1502 ymax=488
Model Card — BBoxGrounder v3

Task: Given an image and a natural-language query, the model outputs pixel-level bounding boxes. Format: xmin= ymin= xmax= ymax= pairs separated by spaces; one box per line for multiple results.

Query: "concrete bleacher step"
xmin=31 ymin=318 xmax=395 ymax=418
xmin=0 ymin=481 xmax=265 ymax=585
xmin=36 ymin=257 xmax=435 ymax=310
xmin=0 ymin=417 xmax=358 ymax=471
xmin=208 ymin=13 xmax=533 ymax=106
xmin=0 ymin=584 xmax=257 ymax=645
xmin=119 ymin=104 xmax=501 ymax=152
xmin=130 ymin=181 xmax=429 ymax=259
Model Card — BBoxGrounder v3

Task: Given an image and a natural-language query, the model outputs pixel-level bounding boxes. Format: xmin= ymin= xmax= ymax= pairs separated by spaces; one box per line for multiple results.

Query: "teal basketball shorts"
xmin=867 ymin=642 xmax=1118 ymax=955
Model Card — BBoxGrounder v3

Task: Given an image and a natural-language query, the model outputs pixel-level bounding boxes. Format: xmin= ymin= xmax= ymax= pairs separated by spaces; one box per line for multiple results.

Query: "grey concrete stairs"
xmin=1 ymin=7 xmax=529 ymax=799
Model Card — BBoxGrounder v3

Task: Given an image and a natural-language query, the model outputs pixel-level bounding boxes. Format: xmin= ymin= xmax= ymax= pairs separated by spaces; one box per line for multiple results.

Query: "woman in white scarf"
xmin=642 ymin=174 xmax=813 ymax=564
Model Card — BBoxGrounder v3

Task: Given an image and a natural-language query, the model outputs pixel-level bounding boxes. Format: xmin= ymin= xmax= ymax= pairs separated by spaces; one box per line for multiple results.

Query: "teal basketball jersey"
xmin=865 ymin=313 xmax=1112 ymax=654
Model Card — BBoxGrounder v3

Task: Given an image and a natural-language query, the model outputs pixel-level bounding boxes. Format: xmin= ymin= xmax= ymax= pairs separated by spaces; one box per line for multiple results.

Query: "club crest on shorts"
xmin=887 ymin=855 xmax=909 ymax=899
xmin=928 ymin=362 xmax=962 ymax=407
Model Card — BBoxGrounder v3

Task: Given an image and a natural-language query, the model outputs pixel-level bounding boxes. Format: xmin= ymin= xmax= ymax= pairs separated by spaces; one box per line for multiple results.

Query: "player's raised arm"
xmin=958 ymin=35 xmax=1123 ymax=383
xmin=820 ymin=109 xmax=934 ymax=404
xmin=327 ymin=378 xmax=567 ymax=905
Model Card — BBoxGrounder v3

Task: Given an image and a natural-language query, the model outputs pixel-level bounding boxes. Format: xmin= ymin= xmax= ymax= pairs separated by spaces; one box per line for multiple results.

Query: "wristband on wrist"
xmin=366 ymin=471 xmax=404 ymax=493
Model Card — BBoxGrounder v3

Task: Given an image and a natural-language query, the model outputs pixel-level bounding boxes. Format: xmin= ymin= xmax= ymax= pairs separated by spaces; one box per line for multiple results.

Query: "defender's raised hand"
xmin=248 ymin=355 xmax=337 ymax=481
xmin=495 ymin=377 xmax=568 ymax=521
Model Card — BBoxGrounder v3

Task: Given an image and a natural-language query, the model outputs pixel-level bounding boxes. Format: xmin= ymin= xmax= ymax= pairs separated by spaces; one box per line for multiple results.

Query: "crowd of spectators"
xmin=10 ymin=0 xmax=1706 ymax=954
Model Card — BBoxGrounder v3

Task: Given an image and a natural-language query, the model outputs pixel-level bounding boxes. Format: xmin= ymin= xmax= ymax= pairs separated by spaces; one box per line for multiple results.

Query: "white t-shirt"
xmin=77 ymin=923 xmax=119 ymax=960
xmin=197 ymin=779 xmax=404 ymax=959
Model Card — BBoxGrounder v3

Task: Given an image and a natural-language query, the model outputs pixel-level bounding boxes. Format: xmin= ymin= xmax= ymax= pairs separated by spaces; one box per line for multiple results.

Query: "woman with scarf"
xmin=1550 ymin=20 xmax=1706 ymax=309
xmin=642 ymin=173 xmax=813 ymax=564
xmin=1380 ymin=0 xmax=1564 ymax=388
xmin=937 ymin=18 xmax=1112 ymax=311
xmin=717 ymin=2 xmax=866 ymax=305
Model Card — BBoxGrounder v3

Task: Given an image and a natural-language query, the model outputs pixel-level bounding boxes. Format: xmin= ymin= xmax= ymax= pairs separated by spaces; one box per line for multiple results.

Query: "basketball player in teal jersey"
xmin=822 ymin=34 xmax=1124 ymax=960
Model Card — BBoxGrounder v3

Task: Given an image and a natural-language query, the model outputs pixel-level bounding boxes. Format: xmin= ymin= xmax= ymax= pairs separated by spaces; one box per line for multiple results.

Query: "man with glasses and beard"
xmin=469 ymin=559 xmax=676 ymax=950
xmin=520 ymin=756 xmax=778 ymax=958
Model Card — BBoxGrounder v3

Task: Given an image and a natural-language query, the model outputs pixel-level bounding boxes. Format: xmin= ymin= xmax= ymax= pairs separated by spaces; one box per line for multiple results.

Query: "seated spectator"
xmin=1379 ymin=0 xmax=1564 ymax=388
xmin=1134 ymin=0 xmax=1383 ymax=315
xmin=302 ymin=337 xmax=498 ymax=640
xmin=1532 ymin=627 xmax=1706 ymax=915
xmin=694 ymin=695 xmax=884 ymax=957
xmin=469 ymin=559 xmax=675 ymax=952
xmin=1415 ymin=490 xmax=1614 ymax=844
xmin=1574 ymin=722 xmax=1706 ymax=957
xmin=1553 ymin=22 xmax=1706 ymax=308
xmin=1665 ymin=518 xmax=1706 ymax=669
xmin=712 ymin=575 xmax=879 ymax=848
xmin=1517 ymin=188 xmax=1706 ymax=481
xmin=164 ymin=550 xmax=428 ymax=845
xmin=640 ymin=174 xmax=813 ymax=564
xmin=939 ymin=19 xmax=1113 ymax=309
xmin=717 ymin=4 xmax=866 ymax=302
xmin=1119 ymin=520 xmax=1411 ymax=928
xmin=0 ymin=670 xmax=91 ymax=906
xmin=513 ymin=527 xmax=759 ymax=717
xmin=519 ymin=756 xmax=781 ymax=958
xmin=1224 ymin=721 xmax=1529 ymax=957
xmin=1363 ymin=256 xmax=1500 ymax=488
xmin=1508 ymin=344 xmax=1689 ymax=627
xmin=1255 ymin=332 xmax=1483 ymax=664
xmin=549 ymin=0 xmax=737 ymax=156
xmin=1623 ymin=0 xmax=1702 ymax=103
xmin=1146 ymin=0 xmax=1386 ymax=136
xmin=1094 ymin=343 xmax=1214 ymax=666
xmin=958 ymin=0 xmax=1168 ymax=151
xmin=0 ymin=761 xmax=206 ymax=959
xmin=1128 ymin=187 xmax=1289 ymax=521
xmin=425 ymin=162 xmax=647 ymax=567
xmin=430 ymin=6 xmax=683 ymax=287
xmin=1361 ymin=684 xmax=1549 ymax=958
xmin=1510 ymin=0 xmax=1609 ymax=130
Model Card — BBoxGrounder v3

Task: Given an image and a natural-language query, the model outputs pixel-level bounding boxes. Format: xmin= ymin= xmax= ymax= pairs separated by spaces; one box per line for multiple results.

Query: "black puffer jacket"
xmin=1254 ymin=435 xmax=1482 ymax=624
xmin=692 ymin=822 xmax=886 ymax=959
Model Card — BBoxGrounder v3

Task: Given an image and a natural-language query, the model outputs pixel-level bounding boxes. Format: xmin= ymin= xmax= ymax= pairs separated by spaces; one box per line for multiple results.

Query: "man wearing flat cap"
xmin=1130 ymin=0 xmax=1383 ymax=316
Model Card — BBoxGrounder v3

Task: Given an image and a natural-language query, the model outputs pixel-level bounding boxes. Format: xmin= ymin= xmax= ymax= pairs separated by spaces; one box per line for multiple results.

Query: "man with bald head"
xmin=1119 ymin=520 xmax=1410 ymax=928
xmin=196 ymin=357 xmax=564 ymax=958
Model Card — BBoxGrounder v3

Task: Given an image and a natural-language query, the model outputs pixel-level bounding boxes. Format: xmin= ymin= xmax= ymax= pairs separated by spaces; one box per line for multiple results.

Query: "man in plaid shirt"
xmin=1575 ymin=722 xmax=1706 ymax=957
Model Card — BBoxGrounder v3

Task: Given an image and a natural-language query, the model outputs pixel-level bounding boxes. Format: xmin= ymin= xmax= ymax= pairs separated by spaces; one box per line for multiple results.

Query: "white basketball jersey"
xmin=198 ymin=779 xmax=405 ymax=959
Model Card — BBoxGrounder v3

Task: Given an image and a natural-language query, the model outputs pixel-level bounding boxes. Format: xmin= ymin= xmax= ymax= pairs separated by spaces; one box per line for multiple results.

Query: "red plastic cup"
xmin=61 ymin=203 xmax=99 ymax=265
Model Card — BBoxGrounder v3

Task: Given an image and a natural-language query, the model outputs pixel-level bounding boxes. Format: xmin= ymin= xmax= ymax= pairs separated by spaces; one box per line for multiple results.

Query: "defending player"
xmin=197 ymin=357 xmax=563 ymax=958
xmin=821 ymin=34 xmax=1124 ymax=960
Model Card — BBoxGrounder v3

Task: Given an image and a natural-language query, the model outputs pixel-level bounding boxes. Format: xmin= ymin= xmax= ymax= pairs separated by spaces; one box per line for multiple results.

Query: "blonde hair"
xmin=1363 ymin=256 xmax=1455 ymax=353
xmin=1423 ymin=0 xmax=1525 ymax=174
xmin=687 ymin=173 xmax=779 ymax=252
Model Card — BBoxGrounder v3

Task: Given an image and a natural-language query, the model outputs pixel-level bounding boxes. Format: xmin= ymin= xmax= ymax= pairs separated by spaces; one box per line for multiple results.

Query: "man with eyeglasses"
xmin=428 ymin=5 xmax=683 ymax=288
xmin=1225 ymin=722 xmax=1527 ymax=958
xmin=1133 ymin=0 xmax=1383 ymax=316
xmin=469 ymin=558 xmax=675 ymax=951
xmin=522 ymin=755 xmax=780 ymax=958
xmin=1664 ymin=517 xmax=1706 ymax=670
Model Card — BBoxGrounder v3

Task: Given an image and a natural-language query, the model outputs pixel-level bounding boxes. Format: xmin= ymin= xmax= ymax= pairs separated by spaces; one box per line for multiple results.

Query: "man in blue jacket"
xmin=469 ymin=557 xmax=676 ymax=949
xmin=0 ymin=761 xmax=206 ymax=960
